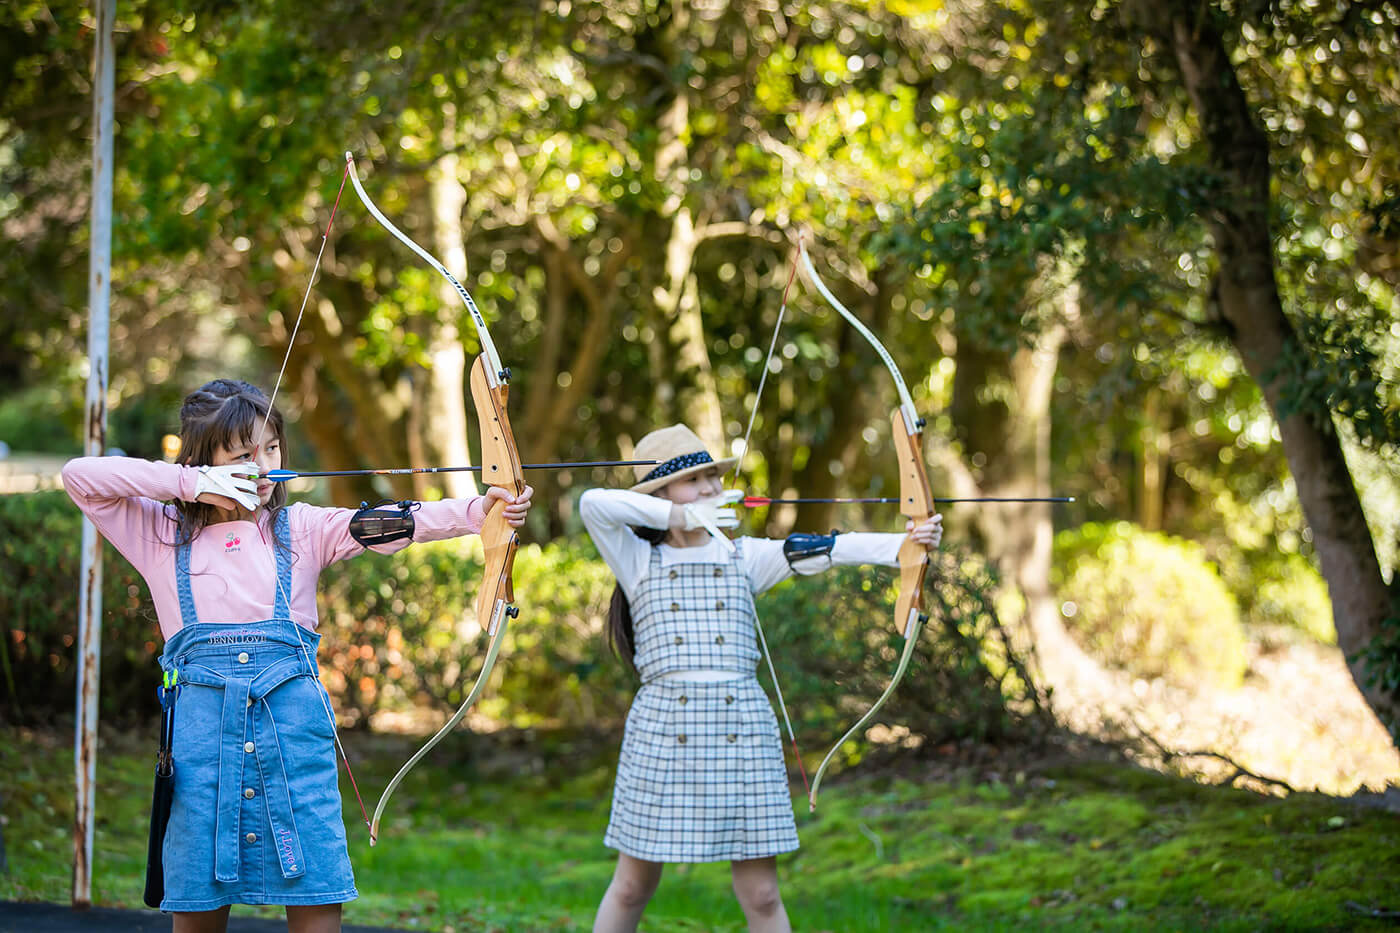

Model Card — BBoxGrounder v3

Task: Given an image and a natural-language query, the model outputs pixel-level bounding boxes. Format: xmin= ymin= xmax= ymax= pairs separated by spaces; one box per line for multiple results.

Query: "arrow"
xmin=265 ymin=459 xmax=656 ymax=483
xmin=740 ymin=495 xmax=1075 ymax=507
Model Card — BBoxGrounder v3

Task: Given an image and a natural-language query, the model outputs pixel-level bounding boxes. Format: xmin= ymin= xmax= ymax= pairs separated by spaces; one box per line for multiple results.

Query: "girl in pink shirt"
xmin=63 ymin=378 xmax=532 ymax=932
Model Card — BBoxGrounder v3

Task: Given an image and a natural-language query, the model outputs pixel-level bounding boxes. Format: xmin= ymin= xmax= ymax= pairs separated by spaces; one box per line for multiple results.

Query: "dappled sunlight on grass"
xmin=2 ymin=725 xmax=1398 ymax=931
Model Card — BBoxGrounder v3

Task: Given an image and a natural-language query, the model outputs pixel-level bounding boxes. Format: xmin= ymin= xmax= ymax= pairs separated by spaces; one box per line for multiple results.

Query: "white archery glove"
xmin=194 ymin=463 xmax=260 ymax=511
xmin=682 ymin=491 xmax=741 ymax=552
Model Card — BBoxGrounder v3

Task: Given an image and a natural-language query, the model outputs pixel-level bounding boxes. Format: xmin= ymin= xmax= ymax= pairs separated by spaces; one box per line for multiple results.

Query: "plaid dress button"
xmin=715 ymin=635 xmax=725 ymax=645
xmin=677 ymin=734 xmax=687 ymax=744
xmin=670 ymin=601 xmax=680 ymax=610
xmin=674 ymin=636 xmax=684 ymax=645
xmin=669 ymin=570 xmax=679 ymax=579
xmin=725 ymin=695 xmax=734 ymax=704
xmin=713 ymin=567 xmax=723 ymax=577
xmin=678 ymin=695 xmax=688 ymax=704
xmin=715 ymin=600 xmax=725 ymax=609
xmin=727 ymin=734 xmax=737 ymax=743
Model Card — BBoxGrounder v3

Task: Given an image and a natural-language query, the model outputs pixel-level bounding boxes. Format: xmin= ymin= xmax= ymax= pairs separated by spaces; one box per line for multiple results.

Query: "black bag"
xmin=143 ymin=674 xmax=178 ymax=909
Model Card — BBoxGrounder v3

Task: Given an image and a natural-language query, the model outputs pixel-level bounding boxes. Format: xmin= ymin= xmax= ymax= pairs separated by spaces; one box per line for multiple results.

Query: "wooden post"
xmin=74 ymin=0 xmax=115 ymax=909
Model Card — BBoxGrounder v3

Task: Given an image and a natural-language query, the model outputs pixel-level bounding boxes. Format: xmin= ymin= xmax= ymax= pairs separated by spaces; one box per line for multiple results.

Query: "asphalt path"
xmin=0 ymin=902 xmax=407 ymax=932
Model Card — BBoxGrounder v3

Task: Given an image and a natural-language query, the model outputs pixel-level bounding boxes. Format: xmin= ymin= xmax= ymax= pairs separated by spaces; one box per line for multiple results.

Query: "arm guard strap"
xmin=784 ymin=531 xmax=838 ymax=570
xmin=349 ymin=499 xmax=418 ymax=547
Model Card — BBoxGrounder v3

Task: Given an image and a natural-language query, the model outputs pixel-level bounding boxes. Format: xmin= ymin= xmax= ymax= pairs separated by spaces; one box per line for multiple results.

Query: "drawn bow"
xmin=795 ymin=241 xmax=934 ymax=811
xmin=341 ymin=153 xmax=526 ymax=844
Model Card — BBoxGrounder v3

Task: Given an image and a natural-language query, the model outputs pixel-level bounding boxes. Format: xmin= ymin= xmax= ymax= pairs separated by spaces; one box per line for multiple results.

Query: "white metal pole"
xmin=74 ymin=0 xmax=115 ymax=909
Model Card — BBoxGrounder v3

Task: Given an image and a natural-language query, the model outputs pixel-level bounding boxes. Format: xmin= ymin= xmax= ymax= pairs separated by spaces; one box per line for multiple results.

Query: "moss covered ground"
xmin=1 ymin=725 xmax=1396 ymax=931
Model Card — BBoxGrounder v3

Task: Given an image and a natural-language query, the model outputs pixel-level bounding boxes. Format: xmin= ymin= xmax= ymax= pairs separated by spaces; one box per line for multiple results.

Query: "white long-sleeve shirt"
xmin=578 ymin=487 xmax=904 ymax=602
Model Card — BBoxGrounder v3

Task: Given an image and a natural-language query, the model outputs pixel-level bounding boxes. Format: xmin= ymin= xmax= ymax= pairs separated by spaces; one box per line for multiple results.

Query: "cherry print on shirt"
xmin=225 ymin=531 xmax=242 ymax=552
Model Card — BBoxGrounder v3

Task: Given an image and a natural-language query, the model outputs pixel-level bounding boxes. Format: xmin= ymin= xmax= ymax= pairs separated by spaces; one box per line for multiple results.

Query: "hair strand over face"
xmin=171 ymin=379 xmax=288 ymax=547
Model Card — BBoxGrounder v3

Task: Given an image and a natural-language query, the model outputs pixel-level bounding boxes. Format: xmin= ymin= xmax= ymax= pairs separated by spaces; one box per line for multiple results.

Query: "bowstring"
xmin=255 ymin=160 xmax=372 ymax=831
xmin=755 ymin=614 xmax=811 ymax=799
xmin=728 ymin=237 xmax=803 ymax=484
xmin=731 ymin=236 xmax=811 ymax=797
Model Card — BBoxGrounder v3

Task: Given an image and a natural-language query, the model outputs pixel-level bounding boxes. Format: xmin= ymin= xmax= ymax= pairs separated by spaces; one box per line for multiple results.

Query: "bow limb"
xmin=343 ymin=153 xmax=508 ymax=382
xmin=808 ymin=612 xmax=924 ymax=810
xmin=800 ymin=242 xmax=935 ymax=809
xmin=806 ymin=409 xmax=933 ymax=810
xmin=798 ymin=242 xmax=922 ymax=437
xmin=368 ymin=614 xmax=510 ymax=845
xmin=345 ymin=153 xmax=526 ymax=841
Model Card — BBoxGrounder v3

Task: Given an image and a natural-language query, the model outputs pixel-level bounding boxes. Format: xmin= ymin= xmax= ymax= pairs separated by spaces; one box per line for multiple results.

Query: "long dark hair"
xmin=606 ymin=525 xmax=666 ymax=674
xmin=171 ymin=379 xmax=288 ymax=548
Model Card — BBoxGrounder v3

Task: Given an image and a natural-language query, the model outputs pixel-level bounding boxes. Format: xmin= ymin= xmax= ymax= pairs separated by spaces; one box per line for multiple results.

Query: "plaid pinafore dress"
xmin=604 ymin=543 xmax=800 ymax=862
xmin=155 ymin=509 xmax=357 ymax=910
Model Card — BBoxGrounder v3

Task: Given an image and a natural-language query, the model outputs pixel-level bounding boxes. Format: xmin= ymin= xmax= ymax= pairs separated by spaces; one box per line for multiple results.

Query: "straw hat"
xmin=629 ymin=424 xmax=738 ymax=494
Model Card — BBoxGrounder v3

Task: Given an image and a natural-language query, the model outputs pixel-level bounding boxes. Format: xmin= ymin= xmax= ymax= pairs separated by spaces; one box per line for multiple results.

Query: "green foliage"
xmin=314 ymin=535 xmax=636 ymax=730
xmin=1243 ymin=553 xmax=1336 ymax=644
xmin=0 ymin=387 xmax=82 ymax=455
xmin=0 ymin=492 xmax=161 ymax=723
xmin=3 ymin=489 xmax=1042 ymax=750
xmin=1053 ymin=522 xmax=1247 ymax=688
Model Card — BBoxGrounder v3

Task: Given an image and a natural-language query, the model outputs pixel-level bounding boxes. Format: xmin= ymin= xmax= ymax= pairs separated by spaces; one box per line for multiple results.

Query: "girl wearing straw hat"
xmin=581 ymin=424 xmax=942 ymax=933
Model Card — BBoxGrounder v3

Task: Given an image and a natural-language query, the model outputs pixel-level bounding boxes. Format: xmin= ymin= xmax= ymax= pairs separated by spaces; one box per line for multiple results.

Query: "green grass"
xmin=2 ymin=725 xmax=1397 ymax=931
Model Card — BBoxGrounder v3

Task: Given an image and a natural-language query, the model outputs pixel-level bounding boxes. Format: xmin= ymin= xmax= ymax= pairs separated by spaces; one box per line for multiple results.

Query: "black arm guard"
xmin=349 ymin=499 xmax=418 ymax=547
xmin=784 ymin=531 xmax=839 ymax=570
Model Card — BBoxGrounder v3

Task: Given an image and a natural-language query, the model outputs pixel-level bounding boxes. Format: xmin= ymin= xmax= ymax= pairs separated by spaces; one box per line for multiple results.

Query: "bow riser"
xmin=470 ymin=355 xmax=525 ymax=495
xmin=469 ymin=353 xmax=524 ymax=632
xmin=891 ymin=408 xmax=934 ymax=638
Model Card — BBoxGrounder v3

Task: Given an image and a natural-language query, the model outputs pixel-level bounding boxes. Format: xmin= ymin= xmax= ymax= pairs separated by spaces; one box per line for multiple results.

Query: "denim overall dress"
xmin=604 ymin=543 xmax=800 ymax=862
xmin=156 ymin=510 xmax=357 ymax=911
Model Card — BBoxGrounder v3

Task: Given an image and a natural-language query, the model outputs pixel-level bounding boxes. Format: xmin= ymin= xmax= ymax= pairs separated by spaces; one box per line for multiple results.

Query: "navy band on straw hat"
xmin=629 ymin=424 xmax=737 ymax=494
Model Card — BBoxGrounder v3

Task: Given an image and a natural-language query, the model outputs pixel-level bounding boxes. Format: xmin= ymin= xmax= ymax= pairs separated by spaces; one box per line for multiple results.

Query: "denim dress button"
xmin=245 ymin=832 xmax=257 ymax=844
xmin=244 ymin=788 xmax=256 ymax=799
xmin=244 ymin=741 xmax=255 ymax=753
xmin=237 ymin=652 xmax=250 ymax=664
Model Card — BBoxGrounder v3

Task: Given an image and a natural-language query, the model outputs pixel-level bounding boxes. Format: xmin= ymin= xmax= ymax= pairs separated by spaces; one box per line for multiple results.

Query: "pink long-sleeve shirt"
xmin=62 ymin=457 xmax=489 ymax=639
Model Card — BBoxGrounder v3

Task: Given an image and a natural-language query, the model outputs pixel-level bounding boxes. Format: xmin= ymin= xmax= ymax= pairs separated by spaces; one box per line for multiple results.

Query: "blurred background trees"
xmin=1 ymin=1 xmax=1396 ymax=749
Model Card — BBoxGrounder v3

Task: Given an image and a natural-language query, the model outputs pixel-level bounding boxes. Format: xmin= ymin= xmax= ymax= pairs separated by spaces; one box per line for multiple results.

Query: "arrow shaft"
xmin=742 ymin=495 xmax=1074 ymax=506
xmin=268 ymin=459 xmax=655 ymax=482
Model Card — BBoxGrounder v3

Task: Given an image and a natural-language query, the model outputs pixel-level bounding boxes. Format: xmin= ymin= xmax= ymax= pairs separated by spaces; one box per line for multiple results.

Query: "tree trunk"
xmin=1143 ymin=0 xmax=1398 ymax=729
xmin=423 ymin=145 xmax=476 ymax=499
xmin=950 ymin=274 xmax=1125 ymax=719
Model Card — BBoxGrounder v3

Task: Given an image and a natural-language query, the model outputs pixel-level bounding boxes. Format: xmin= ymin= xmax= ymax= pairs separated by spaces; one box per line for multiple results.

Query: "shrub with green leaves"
xmin=3 ymin=488 xmax=1047 ymax=749
xmin=1053 ymin=522 xmax=1247 ymax=688
xmin=1242 ymin=553 xmax=1335 ymax=643
xmin=0 ymin=491 xmax=162 ymax=723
